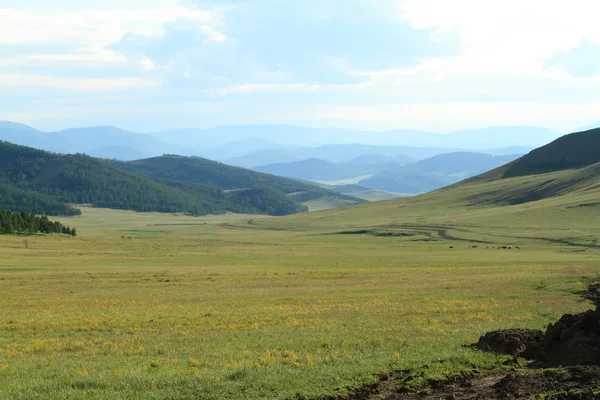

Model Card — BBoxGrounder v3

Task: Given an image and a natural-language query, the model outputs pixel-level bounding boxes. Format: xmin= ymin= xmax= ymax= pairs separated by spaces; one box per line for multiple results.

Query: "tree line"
xmin=0 ymin=142 xmax=307 ymax=217
xmin=0 ymin=208 xmax=77 ymax=236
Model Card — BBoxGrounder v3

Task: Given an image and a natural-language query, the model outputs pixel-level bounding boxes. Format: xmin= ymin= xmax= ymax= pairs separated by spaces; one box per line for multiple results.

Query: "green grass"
xmin=2 ymin=171 xmax=600 ymax=399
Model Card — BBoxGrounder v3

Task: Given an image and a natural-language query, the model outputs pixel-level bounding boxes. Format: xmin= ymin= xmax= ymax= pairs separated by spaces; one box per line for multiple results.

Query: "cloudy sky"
xmin=1 ymin=0 xmax=600 ymax=132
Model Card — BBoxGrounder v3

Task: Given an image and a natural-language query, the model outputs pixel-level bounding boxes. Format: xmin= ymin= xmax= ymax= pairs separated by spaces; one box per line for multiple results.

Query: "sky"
xmin=1 ymin=0 xmax=600 ymax=133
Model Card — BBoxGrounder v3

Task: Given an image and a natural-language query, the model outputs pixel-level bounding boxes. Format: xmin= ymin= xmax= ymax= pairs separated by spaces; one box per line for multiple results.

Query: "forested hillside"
xmin=0 ymin=208 xmax=76 ymax=236
xmin=115 ymin=155 xmax=366 ymax=205
xmin=0 ymin=141 xmax=307 ymax=216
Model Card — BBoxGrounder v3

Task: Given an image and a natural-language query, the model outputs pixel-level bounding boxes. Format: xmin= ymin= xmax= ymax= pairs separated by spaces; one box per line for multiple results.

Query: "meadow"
xmin=1 ymin=198 xmax=599 ymax=399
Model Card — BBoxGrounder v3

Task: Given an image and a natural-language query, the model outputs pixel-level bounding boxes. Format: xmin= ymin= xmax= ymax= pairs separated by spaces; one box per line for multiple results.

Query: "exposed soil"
xmin=474 ymin=329 xmax=544 ymax=357
xmin=474 ymin=307 xmax=600 ymax=367
xmin=320 ymin=367 xmax=600 ymax=400
xmin=325 ymin=290 xmax=600 ymax=400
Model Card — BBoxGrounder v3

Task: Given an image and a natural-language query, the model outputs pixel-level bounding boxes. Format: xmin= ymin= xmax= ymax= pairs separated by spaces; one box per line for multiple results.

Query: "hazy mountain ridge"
xmin=253 ymin=152 xmax=524 ymax=195
xmin=224 ymin=144 xmax=533 ymax=169
xmin=1 ymin=121 xmax=556 ymax=165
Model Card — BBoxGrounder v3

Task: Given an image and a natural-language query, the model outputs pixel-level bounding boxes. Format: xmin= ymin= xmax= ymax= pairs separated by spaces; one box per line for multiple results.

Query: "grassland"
xmin=1 ymin=169 xmax=600 ymax=400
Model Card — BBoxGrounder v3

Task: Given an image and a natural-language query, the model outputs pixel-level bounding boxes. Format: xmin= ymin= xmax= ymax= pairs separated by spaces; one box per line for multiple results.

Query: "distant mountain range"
xmin=0 ymin=121 xmax=561 ymax=165
xmin=0 ymin=121 xmax=567 ymax=204
xmin=151 ymin=125 xmax=562 ymax=149
xmin=0 ymin=121 xmax=179 ymax=160
xmin=224 ymin=144 xmax=531 ymax=168
xmin=253 ymin=152 xmax=523 ymax=195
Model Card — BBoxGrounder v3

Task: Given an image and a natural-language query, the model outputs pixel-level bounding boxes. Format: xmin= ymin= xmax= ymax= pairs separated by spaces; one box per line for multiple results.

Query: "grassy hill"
xmin=115 ymin=155 xmax=366 ymax=208
xmin=502 ymin=127 xmax=600 ymax=178
xmin=0 ymin=141 xmax=307 ymax=216
xmin=248 ymin=128 xmax=600 ymax=237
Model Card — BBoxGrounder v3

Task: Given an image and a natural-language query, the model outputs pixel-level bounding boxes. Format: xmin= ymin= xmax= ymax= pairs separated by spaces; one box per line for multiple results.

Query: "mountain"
xmin=251 ymin=152 xmax=523 ymax=195
xmin=152 ymin=126 xmax=433 ymax=148
xmin=454 ymin=127 xmax=600 ymax=206
xmin=1 ymin=122 xmax=554 ymax=165
xmin=253 ymin=158 xmax=361 ymax=181
xmin=0 ymin=122 xmax=177 ymax=160
xmin=0 ymin=141 xmax=308 ymax=216
xmin=85 ymin=146 xmax=146 ymax=161
xmin=501 ymin=128 xmax=600 ymax=178
xmin=201 ymin=138 xmax=285 ymax=160
xmin=224 ymin=149 xmax=302 ymax=169
xmin=113 ymin=155 xmax=367 ymax=209
xmin=153 ymin=125 xmax=561 ymax=149
xmin=0 ymin=121 xmax=76 ymax=154
xmin=268 ymin=128 xmax=600 ymax=235
xmin=344 ymin=155 xmax=415 ymax=167
xmin=53 ymin=126 xmax=179 ymax=159
xmin=400 ymin=152 xmax=521 ymax=177
xmin=224 ymin=143 xmax=529 ymax=169
xmin=357 ymin=152 xmax=523 ymax=194
xmin=359 ymin=172 xmax=458 ymax=195
xmin=225 ymin=145 xmax=459 ymax=168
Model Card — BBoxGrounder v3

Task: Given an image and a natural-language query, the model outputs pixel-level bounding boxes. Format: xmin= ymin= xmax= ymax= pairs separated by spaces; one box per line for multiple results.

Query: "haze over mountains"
xmin=255 ymin=152 xmax=523 ymax=195
xmin=283 ymin=127 xmax=600 ymax=231
xmin=0 ymin=121 xmax=560 ymax=162
xmin=0 ymin=120 xmax=571 ymax=200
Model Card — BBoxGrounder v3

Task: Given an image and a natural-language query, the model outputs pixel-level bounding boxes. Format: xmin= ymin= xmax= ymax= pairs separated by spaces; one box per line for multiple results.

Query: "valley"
xmin=1 ymin=128 xmax=600 ymax=399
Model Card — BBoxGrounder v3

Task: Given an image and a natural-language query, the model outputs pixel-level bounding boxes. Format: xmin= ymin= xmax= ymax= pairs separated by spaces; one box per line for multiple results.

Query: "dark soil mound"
xmin=475 ymin=328 xmax=544 ymax=357
xmin=541 ymin=309 xmax=600 ymax=366
xmin=474 ymin=307 xmax=600 ymax=366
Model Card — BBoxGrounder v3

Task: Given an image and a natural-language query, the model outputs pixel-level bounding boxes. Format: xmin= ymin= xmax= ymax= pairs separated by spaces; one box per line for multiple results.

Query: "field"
xmin=1 ymin=185 xmax=600 ymax=399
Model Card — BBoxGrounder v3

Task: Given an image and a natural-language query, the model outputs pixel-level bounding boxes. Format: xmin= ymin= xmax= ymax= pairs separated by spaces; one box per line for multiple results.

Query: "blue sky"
xmin=1 ymin=0 xmax=600 ymax=132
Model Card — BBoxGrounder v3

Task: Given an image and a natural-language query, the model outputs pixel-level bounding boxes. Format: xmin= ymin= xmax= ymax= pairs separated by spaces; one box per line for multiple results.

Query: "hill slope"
xmin=115 ymin=155 xmax=367 ymax=208
xmin=0 ymin=141 xmax=307 ymax=216
xmin=502 ymin=128 xmax=600 ymax=178
xmin=253 ymin=128 xmax=600 ymax=235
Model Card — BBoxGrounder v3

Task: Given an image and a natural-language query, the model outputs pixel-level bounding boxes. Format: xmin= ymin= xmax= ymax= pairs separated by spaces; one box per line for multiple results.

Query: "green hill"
xmin=115 ymin=155 xmax=366 ymax=207
xmin=0 ymin=141 xmax=307 ymax=216
xmin=491 ymin=127 xmax=600 ymax=179
xmin=250 ymin=127 xmax=600 ymax=235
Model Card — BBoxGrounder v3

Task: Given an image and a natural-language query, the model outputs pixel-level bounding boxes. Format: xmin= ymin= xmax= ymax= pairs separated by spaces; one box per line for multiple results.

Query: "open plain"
xmin=1 ymin=180 xmax=600 ymax=399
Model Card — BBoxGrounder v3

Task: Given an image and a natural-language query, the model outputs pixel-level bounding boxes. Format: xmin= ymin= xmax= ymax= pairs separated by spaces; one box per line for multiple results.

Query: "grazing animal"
xmin=508 ymin=246 xmax=513 ymax=249
xmin=449 ymin=246 xmax=454 ymax=249
xmin=515 ymin=246 xmax=521 ymax=249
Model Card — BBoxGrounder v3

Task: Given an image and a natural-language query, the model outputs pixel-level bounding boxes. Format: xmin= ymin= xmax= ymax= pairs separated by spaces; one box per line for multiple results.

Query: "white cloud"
xmin=397 ymin=0 xmax=600 ymax=75
xmin=0 ymin=74 xmax=161 ymax=92
xmin=0 ymin=48 xmax=128 ymax=66
xmin=0 ymin=7 xmax=220 ymax=47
